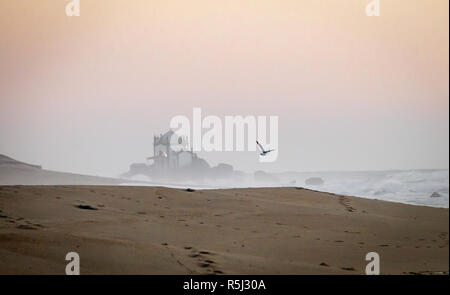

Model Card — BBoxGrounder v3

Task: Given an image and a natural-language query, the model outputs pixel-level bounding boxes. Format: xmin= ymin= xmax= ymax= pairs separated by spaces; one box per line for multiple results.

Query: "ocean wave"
xmin=303 ymin=170 xmax=449 ymax=208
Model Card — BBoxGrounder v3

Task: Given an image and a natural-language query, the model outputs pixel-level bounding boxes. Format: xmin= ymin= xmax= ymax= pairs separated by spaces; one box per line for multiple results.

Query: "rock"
xmin=430 ymin=192 xmax=441 ymax=198
xmin=305 ymin=177 xmax=324 ymax=186
xmin=75 ymin=205 xmax=98 ymax=210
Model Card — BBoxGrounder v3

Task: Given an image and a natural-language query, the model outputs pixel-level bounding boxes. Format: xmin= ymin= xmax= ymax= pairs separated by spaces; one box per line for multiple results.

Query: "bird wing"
xmin=256 ymin=140 xmax=265 ymax=152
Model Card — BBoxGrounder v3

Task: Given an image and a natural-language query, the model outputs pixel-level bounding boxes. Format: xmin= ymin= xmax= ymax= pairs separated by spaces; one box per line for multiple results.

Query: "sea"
xmin=122 ymin=169 xmax=449 ymax=208
xmin=298 ymin=169 xmax=449 ymax=208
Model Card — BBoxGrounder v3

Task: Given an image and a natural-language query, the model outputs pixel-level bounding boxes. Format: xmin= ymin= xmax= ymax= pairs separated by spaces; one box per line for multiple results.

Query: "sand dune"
xmin=0 ymin=185 xmax=448 ymax=274
xmin=0 ymin=154 xmax=135 ymax=186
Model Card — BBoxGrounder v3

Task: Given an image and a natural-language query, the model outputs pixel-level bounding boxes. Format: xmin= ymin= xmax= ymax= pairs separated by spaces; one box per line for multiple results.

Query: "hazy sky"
xmin=0 ymin=0 xmax=448 ymax=177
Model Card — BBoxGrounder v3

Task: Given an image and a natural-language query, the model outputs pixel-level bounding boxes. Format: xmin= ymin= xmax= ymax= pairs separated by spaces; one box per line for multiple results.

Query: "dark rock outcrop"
xmin=430 ymin=192 xmax=441 ymax=198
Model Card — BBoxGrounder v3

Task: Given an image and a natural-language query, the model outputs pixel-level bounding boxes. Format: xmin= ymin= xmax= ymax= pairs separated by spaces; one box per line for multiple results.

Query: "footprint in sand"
xmin=199 ymin=251 xmax=213 ymax=255
xmin=198 ymin=262 xmax=210 ymax=268
xmin=75 ymin=204 xmax=98 ymax=210
xmin=438 ymin=232 xmax=448 ymax=243
xmin=16 ymin=224 xmax=37 ymax=230
xmin=338 ymin=196 xmax=356 ymax=212
xmin=344 ymin=230 xmax=361 ymax=234
xmin=184 ymin=248 xmax=223 ymax=275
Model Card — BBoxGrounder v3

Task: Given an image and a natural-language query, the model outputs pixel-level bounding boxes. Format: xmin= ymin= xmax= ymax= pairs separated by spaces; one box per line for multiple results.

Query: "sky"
xmin=0 ymin=0 xmax=448 ymax=177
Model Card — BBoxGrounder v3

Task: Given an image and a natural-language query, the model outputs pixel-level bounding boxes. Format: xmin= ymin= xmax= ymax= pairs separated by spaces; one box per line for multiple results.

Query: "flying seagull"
xmin=256 ymin=140 xmax=275 ymax=156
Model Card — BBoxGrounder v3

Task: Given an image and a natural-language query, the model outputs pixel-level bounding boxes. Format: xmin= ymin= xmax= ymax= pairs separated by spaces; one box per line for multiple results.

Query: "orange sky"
xmin=0 ymin=0 xmax=448 ymax=175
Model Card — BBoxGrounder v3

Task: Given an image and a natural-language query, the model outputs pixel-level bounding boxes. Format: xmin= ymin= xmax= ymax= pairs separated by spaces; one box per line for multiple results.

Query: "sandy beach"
xmin=0 ymin=185 xmax=448 ymax=274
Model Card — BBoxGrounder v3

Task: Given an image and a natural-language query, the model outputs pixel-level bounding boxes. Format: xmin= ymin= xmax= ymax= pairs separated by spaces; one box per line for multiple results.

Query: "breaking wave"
xmin=301 ymin=170 xmax=449 ymax=208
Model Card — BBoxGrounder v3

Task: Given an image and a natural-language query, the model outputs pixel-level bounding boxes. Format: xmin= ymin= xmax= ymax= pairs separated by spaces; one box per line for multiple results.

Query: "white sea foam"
xmin=301 ymin=170 xmax=449 ymax=208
